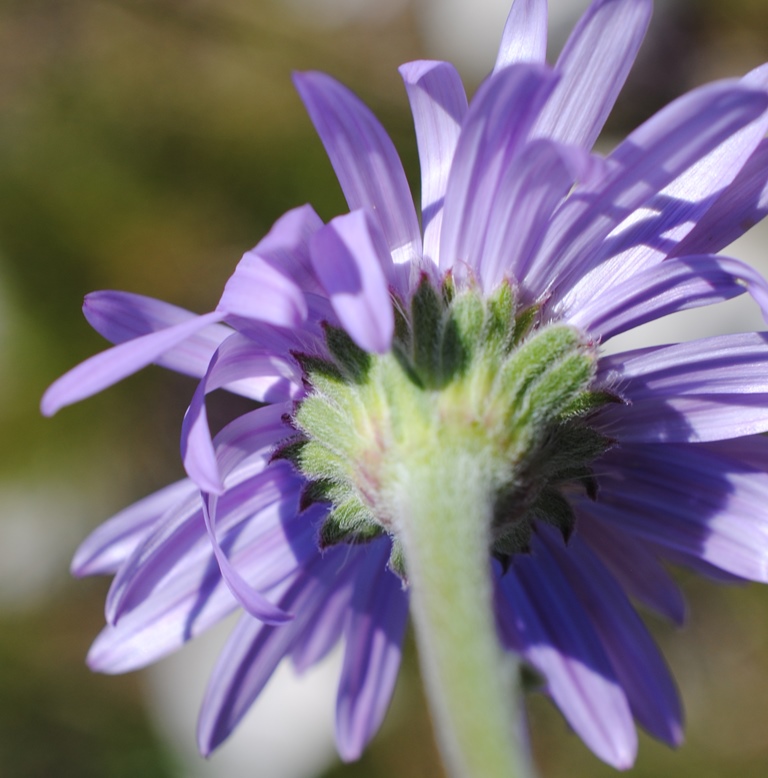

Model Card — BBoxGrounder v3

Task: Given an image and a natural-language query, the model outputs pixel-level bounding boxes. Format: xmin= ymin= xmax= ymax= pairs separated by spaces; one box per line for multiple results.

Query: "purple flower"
xmin=42 ymin=0 xmax=768 ymax=771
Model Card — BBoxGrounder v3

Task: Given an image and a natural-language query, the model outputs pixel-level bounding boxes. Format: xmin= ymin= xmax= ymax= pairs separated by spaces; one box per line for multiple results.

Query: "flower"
xmin=42 ymin=0 xmax=768 ymax=772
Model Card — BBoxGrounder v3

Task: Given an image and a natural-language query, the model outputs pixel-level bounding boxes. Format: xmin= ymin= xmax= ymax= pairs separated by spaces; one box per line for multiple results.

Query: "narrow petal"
xmin=493 ymin=0 xmax=548 ymax=71
xmin=588 ymin=442 xmax=768 ymax=581
xmin=576 ymin=511 xmax=686 ymax=625
xmin=336 ymin=542 xmax=408 ymax=761
xmin=71 ymin=479 xmax=196 ymax=577
xmin=399 ymin=60 xmax=468 ymax=268
xmin=596 ymin=333 xmax=768 ymax=442
xmin=477 ymin=139 xmax=592 ymax=292
xmin=540 ymin=528 xmax=683 ymax=747
xmin=201 ymin=495 xmax=294 ymax=625
xmin=496 ymin=553 xmax=637 ymax=767
xmin=293 ymin=71 xmax=421 ymax=272
xmin=41 ymin=310 xmax=224 ymax=416
xmin=559 ymin=63 xmax=768 ymax=309
xmin=180 ymin=334 xmax=303 ymax=494
xmin=532 ymin=0 xmax=652 ymax=148
xmin=106 ymin=406 xmax=293 ymax=623
xmin=673 ymin=137 xmax=768 ymax=256
xmin=439 ymin=63 xmax=558 ymax=275
xmin=526 ymin=81 xmax=768 ymax=299
xmin=197 ymin=547 xmax=356 ymax=755
xmin=309 ymin=210 xmax=394 ymax=354
xmin=566 ymin=254 xmax=758 ymax=342
xmin=84 ymin=291 xmax=234 ymax=378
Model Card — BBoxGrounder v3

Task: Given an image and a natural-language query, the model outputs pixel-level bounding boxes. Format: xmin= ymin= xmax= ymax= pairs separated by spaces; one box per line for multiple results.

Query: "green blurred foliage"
xmin=2 ymin=1 xmax=768 ymax=776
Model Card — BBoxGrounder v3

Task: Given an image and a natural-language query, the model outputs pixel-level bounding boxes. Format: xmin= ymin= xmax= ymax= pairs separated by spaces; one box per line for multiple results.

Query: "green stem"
xmin=391 ymin=445 xmax=534 ymax=778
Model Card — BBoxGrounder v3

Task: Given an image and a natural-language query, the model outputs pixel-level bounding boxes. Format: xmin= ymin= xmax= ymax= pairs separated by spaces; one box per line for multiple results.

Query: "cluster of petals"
xmin=42 ymin=0 xmax=768 ymax=768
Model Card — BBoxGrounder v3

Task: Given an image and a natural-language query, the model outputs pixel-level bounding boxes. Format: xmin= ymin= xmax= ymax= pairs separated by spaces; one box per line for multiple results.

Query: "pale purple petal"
xmin=439 ymin=63 xmax=558 ymax=275
xmin=532 ymin=0 xmax=652 ymax=148
xmin=201 ymin=494 xmax=293 ymax=625
xmin=493 ymin=0 xmax=548 ymax=71
xmin=106 ymin=461 xmax=306 ymax=626
xmin=293 ymin=71 xmax=421 ymax=273
xmin=587 ymin=442 xmax=768 ymax=581
xmin=477 ymin=139 xmax=593 ymax=292
xmin=336 ymin=542 xmax=408 ymax=761
xmin=576 ymin=512 xmax=686 ymax=625
xmin=309 ymin=210 xmax=394 ymax=354
xmin=84 ymin=291 xmax=234 ymax=379
xmin=566 ymin=254 xmax=755 ymax=341
xmin=217 ymin=205 xmax=328 ymax=326
xmin=526 ymin=81 xmax=768 ymax=300
xmin=399 ymin=60 xmax=468 ymax=268
xmin=180 ymin=334 xmax=303 ymax=494
xmin=72 ymin=479 xmax=197 ymax=577
xmin=540 ymin=528 xmax=683 ymax=747
xmin=41 ymin=310 xmax=224 ymax=416
xmin=496 ymin=554 xmax=636 ymax=768
xmin=558 ymin=64 xmax=768 ymax=309
xmin=596 ymin=333 xmax=768 ymax=442
xmin=197 ymin=547 xmax=356 ymax=755
xmin=673 ymin=137 xmax=768 ymax=256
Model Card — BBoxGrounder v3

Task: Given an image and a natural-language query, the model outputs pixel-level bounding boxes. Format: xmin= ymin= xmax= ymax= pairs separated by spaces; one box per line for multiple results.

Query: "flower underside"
xmin=280 ymin=275 xmax=617 ymax=579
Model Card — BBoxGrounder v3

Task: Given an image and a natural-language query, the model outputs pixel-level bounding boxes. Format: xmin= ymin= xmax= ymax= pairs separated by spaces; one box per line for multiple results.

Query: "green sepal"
xmin=388 ymin=538 xmax=408 ymax=583
xmin=411 ymin=274 xmax=444 ymax=387
xmin=483 ymin=281 xmax=517 ymax=357
xmin=323 ymin=323 xmax=372 ymax=384
xmin=318 ymin=497 xmax=383 ymax=549
xmin=530 ymin=487 xmax=576 ymax=544
xmin=559 ymin=388 xmax=623 ymax=419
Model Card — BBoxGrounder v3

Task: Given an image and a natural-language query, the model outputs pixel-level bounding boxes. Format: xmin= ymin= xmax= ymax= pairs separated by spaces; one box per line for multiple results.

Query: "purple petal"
xmin=106 ymin=463 xmax=308 ymax=625
xmin=477 ymin=139 xmax=592 ymax=293
xmin=180 ymin=334 xmax=302 ymax=494
xmin=539 ymin=528 xmax=683 ymax=747
xmin=576 ymin=510 xmax=686 ymax=625
xmin=309 ymin=210 xmax=394 ymax=354
xmin=566 ymin=254 xmax=755 ymax=342
xmin=106 ymin=406 xmax=293 ymax=623
xmin=493 ymin=0 xmax=548 ymax=71
xmin=84 ymin=291 xmax=234 ymax=379
xmin=72 ymin=479 xmax=197 ymax=577
xmin=558 ymin=64 xmax=768 ymax=309
xmin=526 ymin=81 xmax=768 ymax=300
xmin=336 ymin=542 xmax=408 ymax=761
xmin=596 ymin=333 xmax=768 ymax=442
xmin=293 ymin=71 xmax=421 ymax=275
xmin=674 ymin=137 xmax=768 ymax=257
xmin=496 ymin=552 xmax=637 ymax=767
xmin=439 ymin=63 xmax=558 ymax=276
xmin=532 ymin=0 xmax=652 ymax=148
xmin=201 ymin=494 xmax=293 ymax=625
xmin=197 ymin=547 xmax=356 ymax=755
xmin=399 ymin=60 xmax=468 ymax=268
xmin=587 ymin=442 xmax=768 ymax=581
xmin=90 ymin=474 xmax=321 ymax=674
xmin=41 ymin=310 xmax=224 ymax=416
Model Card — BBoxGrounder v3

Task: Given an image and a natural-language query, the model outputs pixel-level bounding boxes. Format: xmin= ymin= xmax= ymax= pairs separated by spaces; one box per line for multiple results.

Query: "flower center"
xmin=280 ymin=275 xmax=615 ymax=579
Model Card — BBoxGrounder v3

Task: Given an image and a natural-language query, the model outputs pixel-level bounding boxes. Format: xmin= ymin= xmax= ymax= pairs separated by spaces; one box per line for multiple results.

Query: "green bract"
xmin=284 ymin=276 xmax=615 ymax=577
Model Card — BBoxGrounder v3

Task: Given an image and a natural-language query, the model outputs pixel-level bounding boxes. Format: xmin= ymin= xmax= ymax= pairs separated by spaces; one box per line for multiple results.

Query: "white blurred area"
xmin=146 ymin=621 xmax=343 ymax=778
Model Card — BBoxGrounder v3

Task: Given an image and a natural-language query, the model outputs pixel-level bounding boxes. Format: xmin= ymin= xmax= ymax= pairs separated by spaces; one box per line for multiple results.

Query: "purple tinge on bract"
xmin=43 ymin=0 xmax=768 ymax=769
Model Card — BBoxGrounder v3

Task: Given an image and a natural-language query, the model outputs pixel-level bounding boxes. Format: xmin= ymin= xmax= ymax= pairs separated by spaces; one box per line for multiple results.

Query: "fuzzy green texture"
xmin=285 ymin=277 xmax=612 ymax=778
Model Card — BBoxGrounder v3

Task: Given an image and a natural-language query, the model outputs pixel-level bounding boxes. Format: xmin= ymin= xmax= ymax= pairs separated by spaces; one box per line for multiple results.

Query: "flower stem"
xmin=391 ymin=444 xmax=534 ymax=778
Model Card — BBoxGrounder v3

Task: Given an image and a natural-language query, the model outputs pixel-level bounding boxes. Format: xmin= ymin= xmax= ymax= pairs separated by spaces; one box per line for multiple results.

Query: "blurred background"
xmin=3 ymin=0 xmax=768 ymax=775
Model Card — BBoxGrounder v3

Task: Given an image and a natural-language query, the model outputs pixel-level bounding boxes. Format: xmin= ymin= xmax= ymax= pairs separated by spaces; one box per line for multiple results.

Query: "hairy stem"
xmin=391 ymin=445 xmax=534 ymax=778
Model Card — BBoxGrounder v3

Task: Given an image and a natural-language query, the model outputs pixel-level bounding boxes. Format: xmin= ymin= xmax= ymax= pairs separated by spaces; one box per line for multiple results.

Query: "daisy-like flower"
xmin=42 ymin=0 xmax=768 ymax=775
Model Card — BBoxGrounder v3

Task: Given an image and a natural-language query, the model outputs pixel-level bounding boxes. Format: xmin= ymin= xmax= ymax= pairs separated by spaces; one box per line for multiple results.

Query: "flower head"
xmin=43 ymin=0 xmax=768 ymax=772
